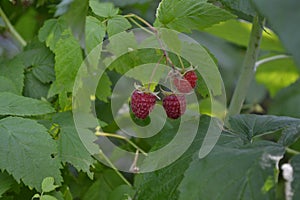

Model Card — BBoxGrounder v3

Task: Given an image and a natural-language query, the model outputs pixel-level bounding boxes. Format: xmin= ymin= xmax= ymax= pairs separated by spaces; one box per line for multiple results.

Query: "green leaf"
xmin=219 ymin=0 xmax=256 ymax=16
xmin=0 ymin=92 xmax=55 ymax=116
xmin=14 ymin=8 xmax=38 ymax=41
xmin=108 ymin=185 xmax=135 ymax=200
xmin=42 ymin=177 xmax=59 ymax=193
xmin=96 ymin=72 xmax=112 ymax=102
xmin=107 ymin=15 xmax=132 ymax=37
xmin=38 ymin=18 xmax=68 ymax=51
xmin=85 ymin=16 xmax=106 ymax=53
xmin=134 ymin=116 xmax=211 ymax=200
xmin=269 ymin=79 xmax=300 ymax=118
xmin=60 ymin=0 xmax=89 ymax=47
xmin=178 ymin=141 xmax=285 ymax=200
xmin=0 ymin=76 xmax=19 ymax=94
xmin=291 ymin=155 xmax=300 ymax=200
xmin=52 ymin=112 xmax=95 ymax=178
xmin=24 ymin=72 xmax=50 ymax=99
xmin=0 ymin=58 xmax=24 ymax=95
xmin=20 ymin=40 xmax=55 ymax=83
xmin=0 ymin=117 xmax=62 ymax=191
xmin=155 ymin=0 xmax=235 ymax=33
xmin=83 ymin=170 xmax=124 ymax=200
xmin=48 ymin=30 xmax=83 ymax=103
xmin=89 ymin=1 xmax=119 ymax=18
xmin=256 ymin=57 xmax=299 ymax=97
xmin=228 ymin=114 xmax=300 ymax=143
xmin=40 ymin=195 xmax=58 ymax=200
xmin=0 ymin=172 xmax=15 ymax=197
xmin=251 ymin=0 xmax=300 ymax=70
xmin=204 ymin=19 xmax=285 ymax=52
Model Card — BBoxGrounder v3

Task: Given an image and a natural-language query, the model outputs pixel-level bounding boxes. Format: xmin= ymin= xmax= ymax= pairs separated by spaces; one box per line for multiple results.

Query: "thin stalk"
xmin=127 ymin=17 xmax=154 ymax=35
xmin=0 ymin=6 xmax=26 ymax=47
xmin=148 ymin=54 xmax=164 ymax=90
xmin=177 ymin=54 xmax=185 ymax=70
xmin=226 ymin=16 xmax=264 ymax=124
xmin=95 ymin=131 xmax=148 ymax=156
xmin=286 ymin=147 xmax=300 ymax=155
xmin=97 ymin=149 xmax=132 ymax=187
xmin=255 ymin=54 xmax=290 ymax=70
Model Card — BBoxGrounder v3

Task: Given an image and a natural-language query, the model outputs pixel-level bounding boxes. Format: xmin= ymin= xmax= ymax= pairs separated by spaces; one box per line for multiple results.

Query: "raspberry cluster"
xmin=130 ymin=69 xmax=198 ymax=120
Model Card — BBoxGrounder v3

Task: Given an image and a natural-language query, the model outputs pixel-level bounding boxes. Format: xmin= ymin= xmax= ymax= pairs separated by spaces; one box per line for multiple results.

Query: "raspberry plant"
xmin=0 ymin=0 xmax=300 ymax=200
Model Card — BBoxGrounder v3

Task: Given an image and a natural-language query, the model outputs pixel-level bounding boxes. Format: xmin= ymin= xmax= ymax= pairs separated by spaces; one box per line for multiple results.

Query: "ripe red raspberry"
xmin=174 ymin=71 xmax=198 ymax=93
xmin=163 ymin=94 xmax=186 ymax=119
xmin=130 ymin=90 xmax=156 ymax=119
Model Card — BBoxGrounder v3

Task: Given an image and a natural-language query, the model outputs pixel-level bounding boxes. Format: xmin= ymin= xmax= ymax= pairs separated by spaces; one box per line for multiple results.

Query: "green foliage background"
xmin=0 ymin=0 xmax=300 ymax=199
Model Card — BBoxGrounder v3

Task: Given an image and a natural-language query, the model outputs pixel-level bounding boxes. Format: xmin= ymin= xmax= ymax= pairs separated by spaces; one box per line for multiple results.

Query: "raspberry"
xmin=174 ymin=71 xmax=198 ymax=93
xmin=130 ymin=90 xmax=156 ymax=119
xmin=163 ymin=94 xmax=186 ymax=119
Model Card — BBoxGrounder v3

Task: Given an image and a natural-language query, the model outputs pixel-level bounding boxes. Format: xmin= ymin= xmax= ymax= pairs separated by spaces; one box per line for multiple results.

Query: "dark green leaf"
xmin=291 ymin=155 xmax=300 ymax=200
xmin=108 ymin=185 xmax=135 ymax=200
xmin=0 ymin=76 xmax=19 ymax=94
xmin=0 ymin=92 xmax=55 ymax=116
xmin=219 ymin=0 xmax=256 ymax=16
xmin=179 ymin=141 xmax=285 ymax=200
xmin=82 ymin=170 xmax=124 ymax=200
xmin=107 ymin=16 xmax=132 ymax=37
xmin=0 ymin=117 xmax=62 ymax=191
xmin=52 ymin=112 xmax=95 ymax=178
xmin=134 ymin=116 xmax=211 ymax=200
xmin=228 ymin=114 xmax=300 ymax=143
xmin=0 ymin=172 xmax=15 ymax=197
xmin=89 ymin=0 xmax=119 ymax=18
xmin=269 ymin=79 xmax=300 ymax=118
xmin=0 ymin=58 xmax=24 ymax=95
xmin=252 ymin=0 xmax=300 ymax=70
xmin=24 ymin=72 xmax=50 ymax=99
xmin=96 ymin=72 xmax=112 ymax=103
xmin=155 ymin=0 xmax=235 ymax=32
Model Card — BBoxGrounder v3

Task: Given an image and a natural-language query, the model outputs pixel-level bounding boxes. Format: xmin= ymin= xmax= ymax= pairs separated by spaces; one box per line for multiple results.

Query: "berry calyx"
xmin=163 ymin=94 xmax=186 ymax=119
xmin=174 ymin=70 xmax=198 ymax=93
xmin=130 ymin=89 xmax=157 ymax=119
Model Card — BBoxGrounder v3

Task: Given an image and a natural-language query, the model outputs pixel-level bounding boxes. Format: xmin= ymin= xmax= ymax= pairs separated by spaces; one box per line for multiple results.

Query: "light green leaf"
xmin=85 ymin=16 xmax=106 ymax=53
xmin=269 ymin=79 xmax=300 ymax=118
xmin=0 ymin=172 xmax=15 ymax=197
xmin=48 ymin=30 xmax=83 ymax=101
xmin=179 ymin=141 xmax=285 ymax=200
xmin=107 ymin=31 xmax=138 ymax=57
xmin=61 ymin=0 xmax=89 ymax=47
xmin=0 ymin=58 xmax=24 ymax=95
xmin=107 ymin=15 xmax=132 ymax=37
xmin=155 ymin=0 xmax=235 ymax=33
xmin=15 ymin=8 xmax=38 ymax=41
xmin=204 ymin=19 xmax=285 ymax=52
xmin=89 ymin=1 xmax=119 ymax=18
xmin=256 ymin=57 xmax=299 ymax=97
xmin=219 ymin=0 xmax=256 ymax=16
xmin=252 ymin=0 xmax=300 ymax=70
xmin=0 ymin=92 xmax=55 ymax=116
xmin=53 ymin=112 xmax=95 ymax=178
xmin=40 ymin=195 xmax=58 ymax=200
xmin=228 ymin=114 xmax=300 ymax=143
xmin=42 ymin=177 xmax=59 ymax=193
xmin=38 ymin=18 xmax=68 ymax=51
xmin=0 ymin=117 xmax=62 ymax=191
xmin=291 ymin=155 xmax=300 ymax=200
